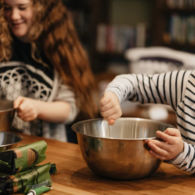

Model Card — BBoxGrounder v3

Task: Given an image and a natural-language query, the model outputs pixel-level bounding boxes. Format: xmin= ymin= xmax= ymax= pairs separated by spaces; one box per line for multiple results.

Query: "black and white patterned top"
xmin=106 ymin=70 xmax=195 ymax=174
xmin=0 ymin=61 xmax=53 ymax=135
xmin=0 ymin=38 xmax=78 ymax=141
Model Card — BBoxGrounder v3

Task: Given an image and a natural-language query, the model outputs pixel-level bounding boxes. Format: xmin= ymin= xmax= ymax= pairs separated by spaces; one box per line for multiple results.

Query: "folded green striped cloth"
xmin=0 ymin=140 xmax=47 ymax=174
xmin=0 ymin=163 xmax=56 ymax=194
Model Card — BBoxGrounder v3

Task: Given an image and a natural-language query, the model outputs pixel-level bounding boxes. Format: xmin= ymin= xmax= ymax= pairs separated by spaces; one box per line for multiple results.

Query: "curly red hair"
xmin=0 ymin=0 xmax=97 ymax=118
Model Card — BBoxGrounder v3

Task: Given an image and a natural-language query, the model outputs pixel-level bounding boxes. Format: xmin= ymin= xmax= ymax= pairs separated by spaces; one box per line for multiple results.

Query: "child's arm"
xmin=105 ymin=70 xmax=192 ymax=109
xmin=14 ymin=96 xmax=73 ymax=123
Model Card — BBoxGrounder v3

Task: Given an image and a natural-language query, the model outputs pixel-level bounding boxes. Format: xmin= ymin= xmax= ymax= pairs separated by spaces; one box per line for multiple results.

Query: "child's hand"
xmin=14 ymin=96 xmax=40 ymax=122
xmin=100 ymin=91 xmax=122 ymax=125
xmin=145 ymin=128 xmax=184 ymax=161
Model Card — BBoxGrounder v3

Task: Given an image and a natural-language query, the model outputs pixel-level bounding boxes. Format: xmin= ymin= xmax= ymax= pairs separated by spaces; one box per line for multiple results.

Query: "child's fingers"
xmin=149 ymin=149 xmax=165 ymax=161
xmin=14 ymin=96 xmax=24 ymax=109
xmin=101 ymin=108 xmax=117 ymax=119
xmin=19 ymin=112 xmax=34 ymax=122
xmin=100 ymin=93 xmax=112 ymax=106
xmin=148 ymin=139 xmax=170 ymax=152
xmin=103 ymin=110 xmax=120 ymax=123
xmin=18 ymin=99 xmax=31 ymax=111
xmin=156 ymin=130 xmax=178 ymax=145
xmin=164 ymin=128 xmax=180 ymax=137
xmin=100 ymin=101 xmax=114 ymax=112
xmin=108 ymin=119 xmax=115 ymax=125
xmin=100 ymin=92 xmax=119 ymax=107
xmin=100 ymin=96 xmax=109 ymax=106
xmin=147 ymin=141 xmax=168 ymax=159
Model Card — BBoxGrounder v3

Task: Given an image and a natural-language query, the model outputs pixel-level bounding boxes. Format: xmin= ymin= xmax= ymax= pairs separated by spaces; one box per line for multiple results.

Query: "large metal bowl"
xmin=0 ymin=132 xmax=22 ymax=152
xmin=72 ymin=117 xmax=171 ymax=180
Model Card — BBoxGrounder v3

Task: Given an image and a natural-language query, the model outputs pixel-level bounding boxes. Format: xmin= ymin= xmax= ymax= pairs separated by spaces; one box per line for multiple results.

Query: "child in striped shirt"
xmin=100 ymin=70 xmax=195 ymax=174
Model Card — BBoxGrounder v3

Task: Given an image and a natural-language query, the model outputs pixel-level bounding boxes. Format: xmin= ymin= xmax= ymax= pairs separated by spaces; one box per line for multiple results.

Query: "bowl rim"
xmin=0 ymin=131 xmax=22 ymax=148
xmin=72 ymin=117 xmax=173 ymax=140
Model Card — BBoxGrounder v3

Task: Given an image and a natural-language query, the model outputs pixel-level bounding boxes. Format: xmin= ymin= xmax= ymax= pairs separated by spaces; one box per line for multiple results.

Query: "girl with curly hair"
xmin=0 ymin=0 xmax=97 ymax=141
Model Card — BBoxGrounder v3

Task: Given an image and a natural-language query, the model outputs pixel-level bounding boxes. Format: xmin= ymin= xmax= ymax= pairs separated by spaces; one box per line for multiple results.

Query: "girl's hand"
xmin=145 ymin=128 xmax=184 ymax=161
xmin=14 ymin=96 xmax=40 ymax=122
xmin=100 ymin=91 xmax=122 ymax=125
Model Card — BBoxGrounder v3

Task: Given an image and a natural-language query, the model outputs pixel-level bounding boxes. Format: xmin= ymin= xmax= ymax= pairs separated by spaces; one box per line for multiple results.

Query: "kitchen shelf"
xmin=152 ymin=0 xmax=195 ymax=53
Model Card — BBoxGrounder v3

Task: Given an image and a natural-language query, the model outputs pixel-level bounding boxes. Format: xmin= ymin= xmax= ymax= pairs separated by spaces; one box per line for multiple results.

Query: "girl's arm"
xmin=14 ymin=97 xmax=73 ymax=123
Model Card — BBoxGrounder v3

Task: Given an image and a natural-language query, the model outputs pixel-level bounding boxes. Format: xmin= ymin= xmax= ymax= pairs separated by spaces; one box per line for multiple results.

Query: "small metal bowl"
xmin=0 ymin=100 xmax=15 ymax=131
xmin=0 ymin=132 xmax=22 ymax=152
xmin=72 ymin=117 xmax=171 ymax=180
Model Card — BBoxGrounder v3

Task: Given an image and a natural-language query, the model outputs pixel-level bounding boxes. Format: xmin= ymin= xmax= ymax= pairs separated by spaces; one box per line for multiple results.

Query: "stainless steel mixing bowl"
xmin=72 ymin=117 xmax=171 ymax=180
xmin=0 ymin=131 xmax=22 ymax=152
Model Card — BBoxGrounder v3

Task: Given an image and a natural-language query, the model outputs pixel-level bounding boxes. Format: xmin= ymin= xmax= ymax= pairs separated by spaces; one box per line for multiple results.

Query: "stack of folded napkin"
xmin=0 ymin=140 xmax=56 ymax=194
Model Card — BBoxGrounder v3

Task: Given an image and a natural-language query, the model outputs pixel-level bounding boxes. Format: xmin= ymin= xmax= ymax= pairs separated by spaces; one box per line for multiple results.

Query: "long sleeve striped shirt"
xmin=106 ymin=70 xmax=195 ymax=174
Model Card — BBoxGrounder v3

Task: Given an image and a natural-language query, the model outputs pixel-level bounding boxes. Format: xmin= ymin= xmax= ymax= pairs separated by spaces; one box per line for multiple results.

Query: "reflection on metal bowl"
xmin=0 ymin=132 xmax=22 ymax=152
xmin=72 ymin=117 xmax=171 ymax=180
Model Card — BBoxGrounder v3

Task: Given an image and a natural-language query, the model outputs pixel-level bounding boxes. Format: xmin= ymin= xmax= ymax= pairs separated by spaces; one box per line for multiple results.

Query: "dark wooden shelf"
xmin=152 ymin=0 xmax=195 ymax=53
xmin=163 ymin=7 xmax=195 ymax=14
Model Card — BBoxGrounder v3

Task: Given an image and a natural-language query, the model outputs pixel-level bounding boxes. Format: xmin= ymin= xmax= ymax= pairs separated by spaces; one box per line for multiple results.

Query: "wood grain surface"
xmin=16 ymin=133 xmax=195 ymax=195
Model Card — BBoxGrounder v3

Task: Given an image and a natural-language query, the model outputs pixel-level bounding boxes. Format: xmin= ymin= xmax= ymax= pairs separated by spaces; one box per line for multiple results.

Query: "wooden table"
xmin=17 ymin=134 xmax=195 ymax=195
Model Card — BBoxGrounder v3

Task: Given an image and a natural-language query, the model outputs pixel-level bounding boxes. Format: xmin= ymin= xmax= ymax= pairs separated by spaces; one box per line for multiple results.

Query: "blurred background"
xmin=63 ymin=0 xmax=195 ymax=127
